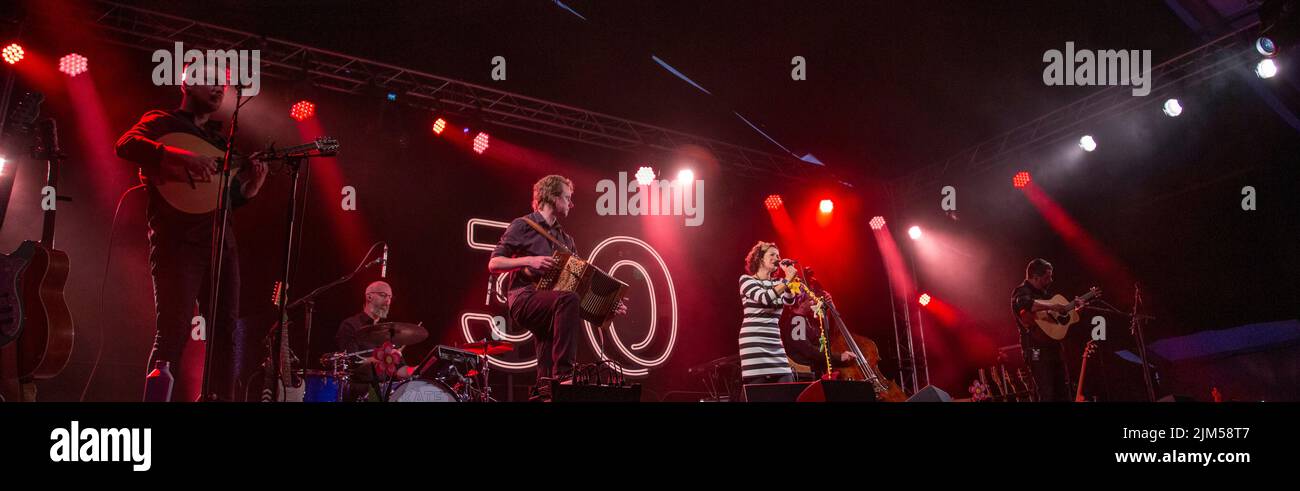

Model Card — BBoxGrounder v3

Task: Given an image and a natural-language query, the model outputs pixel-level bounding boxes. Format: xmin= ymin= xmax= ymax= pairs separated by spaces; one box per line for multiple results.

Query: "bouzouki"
xmin=1032 ymin=287 xmax=1102 ymax=341
xmin=147 ymin=132 xmax=338 ymax=214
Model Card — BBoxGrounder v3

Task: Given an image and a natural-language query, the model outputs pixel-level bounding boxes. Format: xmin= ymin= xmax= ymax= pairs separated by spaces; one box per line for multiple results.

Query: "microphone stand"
xmin=1130 ymin=284 xmax=1156 ymax=402
xmin=259 ymin=147 xmax=340 ymax=402
xmin=285 ymin=242 xmax=387 ymax=381
xmin=1086 ymin=291 xmax=1158 ymax=402
xmin=200 ymin=88 xmax=249 ymax=401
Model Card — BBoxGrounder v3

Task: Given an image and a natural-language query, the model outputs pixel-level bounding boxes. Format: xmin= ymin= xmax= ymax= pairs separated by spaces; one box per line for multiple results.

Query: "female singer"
xmin=737 ymin=241 xmax=800 ymax=385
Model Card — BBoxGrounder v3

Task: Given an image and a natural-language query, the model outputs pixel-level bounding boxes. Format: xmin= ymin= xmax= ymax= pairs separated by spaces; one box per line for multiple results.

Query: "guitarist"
xmin=1011 ymin=259 xmax=1083 ymax=402
xmin=113 ymin=65 xmax=269 ymax=401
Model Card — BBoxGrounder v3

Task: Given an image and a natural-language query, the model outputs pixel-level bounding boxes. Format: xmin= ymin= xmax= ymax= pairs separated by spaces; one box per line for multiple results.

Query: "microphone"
xmin=380 ymin=244 xmax=389 ymax=278
xmin=779 ymin=259 xmax=797 ymax=267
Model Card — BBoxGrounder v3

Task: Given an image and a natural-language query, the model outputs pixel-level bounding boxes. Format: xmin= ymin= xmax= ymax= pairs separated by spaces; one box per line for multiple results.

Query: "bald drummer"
xmin=336 ymin=281 xmax=415 ymax=381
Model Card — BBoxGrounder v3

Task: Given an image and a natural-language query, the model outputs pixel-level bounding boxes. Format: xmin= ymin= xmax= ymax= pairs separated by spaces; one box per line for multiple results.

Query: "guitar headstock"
xmin=5 ymin=92 xmax=43 ymax=136
xmin=1083 ymin=286 xmax=1102 ymax=301
xmin=1083 ymin=339 xmax=1099 ymax=359
xmin=314 ymin=137 xmax=340 ymax=155
xmin=271 ymin=281 xmax=283 ymax=307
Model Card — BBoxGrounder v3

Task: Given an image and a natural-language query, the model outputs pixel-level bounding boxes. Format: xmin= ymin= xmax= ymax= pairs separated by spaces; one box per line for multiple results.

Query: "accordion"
xmin=536 ymin=251 xmax=628 ymax=325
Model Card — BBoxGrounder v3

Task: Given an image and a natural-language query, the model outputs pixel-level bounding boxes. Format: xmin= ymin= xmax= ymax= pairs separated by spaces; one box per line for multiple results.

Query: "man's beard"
xmin=373 ymin=306 xmax=390 ymax=319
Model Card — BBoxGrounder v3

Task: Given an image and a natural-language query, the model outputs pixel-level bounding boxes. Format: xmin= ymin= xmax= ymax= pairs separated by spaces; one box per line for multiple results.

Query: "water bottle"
xmin=144 ymin=360 xmax=174 ymax=402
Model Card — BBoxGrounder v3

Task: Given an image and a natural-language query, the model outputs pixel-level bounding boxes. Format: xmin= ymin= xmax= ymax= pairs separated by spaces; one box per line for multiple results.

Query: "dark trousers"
xmin=509 ymin=289 xmax=581 ymax=380
xmin=1023 ymin=342 xmax=1069 ymax=402
xmin=145 ymin=235 xmax=241 ymax=401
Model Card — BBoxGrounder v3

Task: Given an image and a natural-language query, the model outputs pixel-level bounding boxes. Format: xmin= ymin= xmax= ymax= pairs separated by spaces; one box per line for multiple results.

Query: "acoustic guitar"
xmin=10 ymin=118 xmax=76 ymax=394
xmin=1032 ymin=287 xmax=1101 ymax=341
xmin=1074 ymin=340 xmax=1098 ymax=402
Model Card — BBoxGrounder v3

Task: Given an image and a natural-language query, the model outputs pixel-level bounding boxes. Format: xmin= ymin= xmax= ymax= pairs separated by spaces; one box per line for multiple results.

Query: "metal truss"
xmin=59 ymin=1 xmax=828 ymax=182
xmin=889 ymin=20 xmax=1264 ymax=202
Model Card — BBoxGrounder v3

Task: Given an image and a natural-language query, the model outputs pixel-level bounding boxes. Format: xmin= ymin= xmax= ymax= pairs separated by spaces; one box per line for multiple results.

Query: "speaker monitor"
xmin=905 ymin=385 xmax=952 ymax=402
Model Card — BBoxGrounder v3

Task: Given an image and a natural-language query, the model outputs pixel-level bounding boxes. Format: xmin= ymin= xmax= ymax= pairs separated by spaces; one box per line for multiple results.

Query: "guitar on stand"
xmin=1074 ymin=340 xmax=1098 ymax=402
xmin=0 ymin=115 xmax=75 ymax=402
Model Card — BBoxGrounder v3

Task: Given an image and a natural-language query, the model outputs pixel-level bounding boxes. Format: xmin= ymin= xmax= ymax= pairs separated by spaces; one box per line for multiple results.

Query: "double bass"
xmin=791 ymin=266 xmax=906 ymax=402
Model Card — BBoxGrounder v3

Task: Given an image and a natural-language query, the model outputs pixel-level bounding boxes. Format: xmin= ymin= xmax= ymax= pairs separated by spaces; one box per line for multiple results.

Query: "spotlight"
xmin=290 ymin=100 xmax=316 ymax=121
xmin=869 ymin=216 xmax=886 ymax=230
xmin=432 ymin=118 xmax=447 ymax=135
xmin=908 ymin=225 xmax=922 ymax=240
xmin=1255 ymin=59 xmax=1278 ymax=79
xmin=919 ymin=293 xmax=931 ymax=307
xmin=1079 ymin=135 xmax=1097 ymax=152
xmin=472 ymin=132 xmax=490 ymax=154
xmin=1255 ymin=37 xmax=1276 ymax=57
xmin=58 ymin=53 xmax=88 ymax=77
xmin=764 ymin=194 xmax=783 ymax=211
xmin=463 ymin=127 xmax=470 ymax=134
xmin=2 ymin=44 xmax=23 ymax=65
xmin=0 ymin=156 xmax=7 ymax=175
xmin=635 ymin=166 xmax=656 ymax=185
xmin=676 ymin=169 xmax=694 ymax=184
xmin=1162 ymin=98 xmax=1183 ymax=117
xmin=1013 ymin=171 xmax=1032 ymax=189
xmin=386 ymin=92 xmax=398 ymax=102
xmin=819 ymin=199 xmax=833 ymax=213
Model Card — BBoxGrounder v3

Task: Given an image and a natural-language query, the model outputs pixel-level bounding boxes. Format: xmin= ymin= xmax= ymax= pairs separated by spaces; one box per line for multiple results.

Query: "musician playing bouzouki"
xmin=487 ymin=175 xmax=626 ymax=399
xmin=1011 ymin=258 xmax=1084 ymax=402
xmin=114 ymin=64 xmax=269 ymax=401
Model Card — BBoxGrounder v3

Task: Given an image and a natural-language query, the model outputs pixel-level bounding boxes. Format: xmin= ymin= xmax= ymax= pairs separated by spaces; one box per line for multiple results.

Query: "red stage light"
xmin=290 ymin=100 xmax=316 ymax=121
xmin=919 ymin=293 xmax=931 ymax=306
xmin=635 ymin=166 xmax=656 ymax=185
xmin=908 ymin=225 xmax=922 ymax=240
xmin=764 ymin=194 xmax=783 ymax=210
xmin=2 ymin=44 xmax=23 ymax=65
xmin=0 ymin=157 xmax=7 ymax=175
xmin=58 ymin=53 xmax=88 ymax=77
xmin=432 ymin=118 xmax=446 ymax=135
xmin=819 ymin=199 xmax=834 ymax=213
xmin=1013 ymin=171 xmax=1032 ymax=189
xmin=473 ymin=131 xmax=490 ymax=154
xmin=869 ymin=216 xmax=886 ymax=230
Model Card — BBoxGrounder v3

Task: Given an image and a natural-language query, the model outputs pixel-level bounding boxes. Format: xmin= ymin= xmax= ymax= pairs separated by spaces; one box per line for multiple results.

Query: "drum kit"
xmin=297 ymin=321 xmax=514 ymax=403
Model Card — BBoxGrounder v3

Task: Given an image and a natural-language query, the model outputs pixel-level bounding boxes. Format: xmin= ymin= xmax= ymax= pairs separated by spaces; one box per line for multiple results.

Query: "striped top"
xmin=738 ymin=274 xmax=796 ymax=380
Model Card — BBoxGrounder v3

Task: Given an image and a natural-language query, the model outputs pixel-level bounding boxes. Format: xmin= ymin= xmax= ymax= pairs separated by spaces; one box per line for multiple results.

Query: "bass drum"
xmin=388 ymin=378 xmax=462 ymax=402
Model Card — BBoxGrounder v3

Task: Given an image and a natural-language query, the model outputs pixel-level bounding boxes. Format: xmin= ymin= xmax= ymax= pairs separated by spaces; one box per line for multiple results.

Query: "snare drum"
xmin=301 ymin=370 xmax=340 ymax=402
xmin=387 ymin=378 xmax=462 ymax=402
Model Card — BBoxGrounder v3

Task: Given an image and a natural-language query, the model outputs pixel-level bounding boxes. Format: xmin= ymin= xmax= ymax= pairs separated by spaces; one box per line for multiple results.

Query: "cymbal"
xmin=461 ymin=340 xmax=513 ymax=356
xmin=357 ymin=322 xmax=428 ymax=346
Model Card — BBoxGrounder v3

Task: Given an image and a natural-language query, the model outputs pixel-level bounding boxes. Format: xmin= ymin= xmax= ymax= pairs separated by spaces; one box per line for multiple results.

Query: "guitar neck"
xmin=40 ymin=121 xmax=62 ymax=249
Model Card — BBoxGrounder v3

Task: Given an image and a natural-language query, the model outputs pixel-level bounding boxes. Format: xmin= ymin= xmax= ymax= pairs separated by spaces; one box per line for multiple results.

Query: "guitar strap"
xmin=521 ymin=217 xmax=574 ymax=256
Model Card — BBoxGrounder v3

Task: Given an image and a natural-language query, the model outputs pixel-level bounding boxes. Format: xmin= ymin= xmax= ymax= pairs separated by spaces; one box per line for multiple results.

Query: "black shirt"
xmin=335 ymin=311 xmax=408 ymax=382
xmin=1011 ymin=280 xmax=1057 ymax=349
xmin=490 ymin=211 xmax=578 ymax=302
xmin=114 ymin=108 xmax=248 ymax=247
xmin=335 ymin=311 xmax=379 ymax=354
